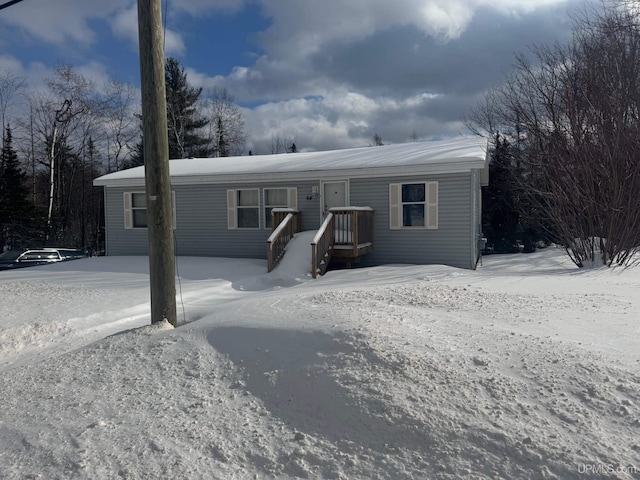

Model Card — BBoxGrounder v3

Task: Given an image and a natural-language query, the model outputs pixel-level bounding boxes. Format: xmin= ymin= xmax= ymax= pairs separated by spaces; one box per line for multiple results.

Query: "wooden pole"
xmin=137 ymin=0 xmax=177 ymax=326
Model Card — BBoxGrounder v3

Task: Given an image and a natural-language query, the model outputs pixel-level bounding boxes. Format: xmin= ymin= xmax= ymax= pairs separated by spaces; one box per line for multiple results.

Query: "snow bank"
xmin=0 ymin=247 xmax=638 ymax=479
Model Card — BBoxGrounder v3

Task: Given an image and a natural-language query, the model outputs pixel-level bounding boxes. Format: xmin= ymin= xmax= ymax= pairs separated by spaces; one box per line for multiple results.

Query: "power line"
xmin=163 ymin=0 xmax=168 ymax=50
xmin=0 ymin=0 xmax=26 ymax=11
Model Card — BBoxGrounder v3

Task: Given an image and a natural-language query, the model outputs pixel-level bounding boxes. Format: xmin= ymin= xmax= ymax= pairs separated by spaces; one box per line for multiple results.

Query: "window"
xmin=264 ymin=188 xmax=287 ymax=229
xmin=227 ymin=189 xmax=260 ymax=229
xmin=264 ymin=188 xmax=297 ymax=229
xmin=124 ymin=192 xmax=176 ymax=229
xmin=389 ymin=181 xmax=438 ymax=229
xmin=227 ymin=188 xmax=297 ymax=230
xmin=132 ymin=192 xmax=148 ymax=228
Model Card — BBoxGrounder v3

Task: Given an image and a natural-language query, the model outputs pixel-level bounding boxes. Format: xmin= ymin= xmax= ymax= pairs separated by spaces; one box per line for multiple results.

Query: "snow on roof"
xmin=94 ymin=136 xmax=488 ymax=187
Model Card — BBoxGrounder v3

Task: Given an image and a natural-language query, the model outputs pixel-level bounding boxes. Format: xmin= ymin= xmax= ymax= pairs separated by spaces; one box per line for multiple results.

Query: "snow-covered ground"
xmin=0 ymin=233 xmax=638 ymax=480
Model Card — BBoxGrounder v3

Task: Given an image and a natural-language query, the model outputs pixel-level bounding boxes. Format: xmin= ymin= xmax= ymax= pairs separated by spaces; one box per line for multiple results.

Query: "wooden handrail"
xmin=267 ymin=210 xmax=300 ymax=272
xmin=311 ymin=213 xmax=335 ymax=278
xmin=311 ymin=207 xmax=374 ymax=277
xmin=271 ymin=208 xmax=301 ymax=233
xmin=329 ymin=207 xmax=374 ymax=256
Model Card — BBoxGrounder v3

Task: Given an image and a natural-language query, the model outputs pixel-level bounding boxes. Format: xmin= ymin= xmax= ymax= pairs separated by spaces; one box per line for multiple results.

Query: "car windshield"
xmin=20 ymin=251 xmax=60 ymax=260
xmin=0 ymin=250 xmax=23 ymax=261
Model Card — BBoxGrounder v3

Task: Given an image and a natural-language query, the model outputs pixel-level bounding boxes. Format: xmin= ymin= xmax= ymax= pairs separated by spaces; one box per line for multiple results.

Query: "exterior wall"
xmin=103 ymin=173 xmax=479 ymax=269
xmin=104 ymin=187 xmax=149 ymax=255
xmin=104 ymin=180 xmax=321 ymax=258
xmin=470 ymin=169 xmax=482 ymax=269
xmin=350 ymin=173 xmax=475 ymax=269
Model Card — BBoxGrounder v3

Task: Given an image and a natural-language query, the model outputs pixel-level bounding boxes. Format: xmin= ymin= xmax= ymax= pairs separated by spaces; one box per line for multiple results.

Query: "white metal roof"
xmin=93 ymin=136 xmax=488 ymax=187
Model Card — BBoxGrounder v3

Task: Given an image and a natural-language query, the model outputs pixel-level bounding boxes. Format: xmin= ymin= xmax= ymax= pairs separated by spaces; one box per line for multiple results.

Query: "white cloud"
xmin=0 ymin=0 xmax=130 ymax=47
xmin=110 ymin=4 xmax=185 ymax=56
xmin=162 ymin=30 xmax=187 ymax=56
xmin=0 ymin=55 xmax=53 ymax=95
xmin=111 ymin=5 xmax=140 ymax=49
xmin=0 ymin=0 xmax=576 ymax=153
xmin=257 ymin=0 xmax=570 ymax=57
xmin=243 ymin=90 xmax=462 ymax=153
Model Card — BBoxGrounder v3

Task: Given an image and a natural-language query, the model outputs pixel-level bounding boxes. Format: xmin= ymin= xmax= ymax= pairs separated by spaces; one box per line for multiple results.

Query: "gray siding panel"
xmin=105 ymin=180 xmax=321 ymax=258
xmin=105 ymin=187 xmax=149 ymax=255
xmin=350 ymin=173 xmax=474 ymax=269
xmin=471 ymin=169 xmax=482 ymax=268
xmin=103 ymin=173 xmax=478 ymax=269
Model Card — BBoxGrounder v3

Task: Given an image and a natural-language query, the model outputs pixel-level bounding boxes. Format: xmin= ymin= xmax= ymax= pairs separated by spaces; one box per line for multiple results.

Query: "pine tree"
xmin=482 ymin=136 xmax=520 ymax=253
xmin=0 ymin=125 xmax=33 ymax=249
xmin=164 ymin=57 xmax=211 ymax=159
xmin=131 ymin=58 xmax=212 ymax=165
xmin=482 ymin=135 xmax=542 ymax=254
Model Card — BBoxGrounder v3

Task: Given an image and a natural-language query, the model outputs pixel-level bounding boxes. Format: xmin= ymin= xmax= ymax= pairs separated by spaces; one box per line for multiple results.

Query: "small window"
xmin=131 ymin=193 xmax=148 ymax=228
xmin=402 ymin=184 xmax=426 ymax=227
xmin=237 ymin=189 xmax=260 ymax=229
xmin=124 ymin=192 xmax=176 ymax=230
xmin=264 ymin=188 xmax=288 ymax=229
xmin=389 ymin=181 xmax=438 ymax=229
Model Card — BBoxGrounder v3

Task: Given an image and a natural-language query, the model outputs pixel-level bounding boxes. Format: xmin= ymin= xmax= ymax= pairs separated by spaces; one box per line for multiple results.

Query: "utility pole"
xmin=137 ymin=0 xmax=177 ymax=326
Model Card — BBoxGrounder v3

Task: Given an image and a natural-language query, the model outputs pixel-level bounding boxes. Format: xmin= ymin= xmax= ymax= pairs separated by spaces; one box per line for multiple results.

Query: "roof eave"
xmin=93 ymin=157 xmax=486 ymax=188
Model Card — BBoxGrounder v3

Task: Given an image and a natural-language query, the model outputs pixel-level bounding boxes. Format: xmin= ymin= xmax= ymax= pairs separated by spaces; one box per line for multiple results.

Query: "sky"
xmin=1 ymin=242 xmax=639 ymax=478
xmin=0 ymin=0 xmax=584 ymax=153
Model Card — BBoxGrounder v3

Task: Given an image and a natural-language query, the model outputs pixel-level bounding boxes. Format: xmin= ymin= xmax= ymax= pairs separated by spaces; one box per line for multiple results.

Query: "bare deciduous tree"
xmin=102 ymin=79 xmax=138 ymax=172
xmin=205 ymin=87 xmax=247 ymax=157
xmin=0 ymin=68 xmax=26 ymax=148
xmin=468 ymin=2 xmax=640 ymax=267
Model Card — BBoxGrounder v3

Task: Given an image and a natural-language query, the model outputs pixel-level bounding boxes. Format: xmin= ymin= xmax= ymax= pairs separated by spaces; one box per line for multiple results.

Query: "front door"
xmin=322 ymin=180 xmax=348 ymax=216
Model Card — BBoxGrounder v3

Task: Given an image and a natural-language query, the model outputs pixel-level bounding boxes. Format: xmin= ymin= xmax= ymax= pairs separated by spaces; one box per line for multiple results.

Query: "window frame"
xmin=227 ymin=188 xmax=261 ymax=230
xmin=389 ymin=181 xmax=438 ymax=230
xmin=124 ymin=191 xmax=176 ymax=230
xmin=263 ymin=187 xmax=297 ymax=230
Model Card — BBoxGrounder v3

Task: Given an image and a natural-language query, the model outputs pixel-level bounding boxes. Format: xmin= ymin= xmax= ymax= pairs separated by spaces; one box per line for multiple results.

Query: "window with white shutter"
xmin=388 ymin=181 xmax=438 ymax=229
xmin=228 ymin=189 xmax=260 ymax=229
xmin=124 ymin=191 xmax=176 ymax=230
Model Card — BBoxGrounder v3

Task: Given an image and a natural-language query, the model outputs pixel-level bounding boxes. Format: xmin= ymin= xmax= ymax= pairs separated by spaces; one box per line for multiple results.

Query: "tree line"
xmin=469 ymin=1 xmax=640 ymax=267
xmin=0 ymin=57 xmax=247 ymax=253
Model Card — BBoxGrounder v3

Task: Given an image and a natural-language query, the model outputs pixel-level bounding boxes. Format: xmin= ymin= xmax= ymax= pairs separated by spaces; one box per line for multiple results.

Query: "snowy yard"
xmin=0 ymin=235 xmax=638 ymax=479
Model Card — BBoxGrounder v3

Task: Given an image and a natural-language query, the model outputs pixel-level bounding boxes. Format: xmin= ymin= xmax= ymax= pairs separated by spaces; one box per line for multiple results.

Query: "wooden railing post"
xmin=267 ymin=209 xmax=300 ymax=272
xmin=351 ymin=209 xmax=358 ymax=256
xmin=311 ymin=213 xmax=335 ymax=278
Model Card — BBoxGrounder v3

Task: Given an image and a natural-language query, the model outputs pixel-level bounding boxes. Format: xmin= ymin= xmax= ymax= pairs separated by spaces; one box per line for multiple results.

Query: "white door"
xmin=322 ymin=181 xmax=348 ymax=215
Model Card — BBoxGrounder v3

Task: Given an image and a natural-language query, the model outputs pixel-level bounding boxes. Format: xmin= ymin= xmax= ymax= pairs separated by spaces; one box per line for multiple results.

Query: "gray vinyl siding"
xmin=103 ymin=173 xmax=479 ymax=269
xmin=104 ymin=180 xmax=321 ymax=258
xmin=470 ymin=169 xmax=482 ymax=268
xmin=104 ymin=186 xmax=149 ymax=255
xmin=350 ymin=173 xmax=475 ymax=269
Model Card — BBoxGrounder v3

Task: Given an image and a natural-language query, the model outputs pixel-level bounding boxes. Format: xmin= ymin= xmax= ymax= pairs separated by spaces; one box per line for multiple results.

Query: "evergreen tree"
xmin=482 ymin=135 xmax=543 ymax=254
xmin=482 ymin=136 xmax=521 ymax=253
xmin=127 ymin=125 xmax=145 ymax=168
xmin=0 ymin=125 xmax=33 ymax=249
xmin=132 ymin=58 xmax=213 ymax=164
xmin=164 ymin=57 xmax=211 ymax=159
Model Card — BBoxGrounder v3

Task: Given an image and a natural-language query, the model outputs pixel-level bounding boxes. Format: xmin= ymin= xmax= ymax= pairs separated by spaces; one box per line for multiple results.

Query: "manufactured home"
xmin=93 ymin=137 xmax=488 ymax=274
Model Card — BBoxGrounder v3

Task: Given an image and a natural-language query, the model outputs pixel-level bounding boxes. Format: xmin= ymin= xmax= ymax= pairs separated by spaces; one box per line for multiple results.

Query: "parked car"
xmin=48 ymin=248 xmax=88 ymax=260
xmin=0 ymin=248 xmax=86 ymax=271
